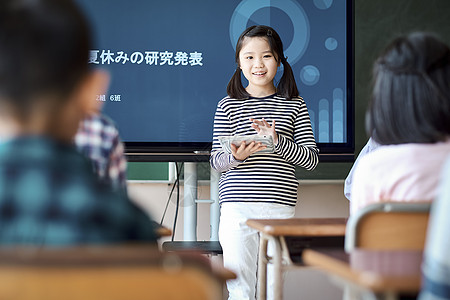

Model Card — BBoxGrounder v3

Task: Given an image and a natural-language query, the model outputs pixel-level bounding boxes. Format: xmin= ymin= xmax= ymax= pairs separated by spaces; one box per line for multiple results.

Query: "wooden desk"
xmin=0 ymin=245 xmax=235 ymax=300
xmin=155 ymin=225 xmax=172 ymax=237
xmin=302 ymin=248 xmax=422 ymax=299
xmin=246 ymin=218 xmax=347 ymax=300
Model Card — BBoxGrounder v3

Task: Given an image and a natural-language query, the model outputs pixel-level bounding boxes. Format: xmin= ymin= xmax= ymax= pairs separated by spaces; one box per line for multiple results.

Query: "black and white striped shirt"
xmin=210 ymin=94 xmax=319 ymax=206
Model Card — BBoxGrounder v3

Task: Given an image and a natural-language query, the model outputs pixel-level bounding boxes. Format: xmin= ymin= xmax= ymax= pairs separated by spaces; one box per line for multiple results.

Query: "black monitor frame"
xmin=125 ymin=0 xmax=355 ymax=163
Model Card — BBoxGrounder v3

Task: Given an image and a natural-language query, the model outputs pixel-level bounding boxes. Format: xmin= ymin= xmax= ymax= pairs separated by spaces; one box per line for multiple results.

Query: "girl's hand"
xmin=231 ymin=141 xmax=267 ymax=161
xmin=250 ymin=118 xmax=278 ymax=144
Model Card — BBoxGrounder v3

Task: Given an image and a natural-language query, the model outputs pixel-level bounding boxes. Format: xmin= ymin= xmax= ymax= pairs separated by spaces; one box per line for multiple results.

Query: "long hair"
xmin=227 ymin=25 xmax=299 ymax=100
xmin=367 ymin=32 xmax=450 ymax=145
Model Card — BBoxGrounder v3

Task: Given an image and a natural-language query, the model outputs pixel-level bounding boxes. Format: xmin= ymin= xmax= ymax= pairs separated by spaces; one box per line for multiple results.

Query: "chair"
xmin=0 ymin=245 xmax=235 ymax=300
xmin=345 ymin=202 xmax=431 ymax=252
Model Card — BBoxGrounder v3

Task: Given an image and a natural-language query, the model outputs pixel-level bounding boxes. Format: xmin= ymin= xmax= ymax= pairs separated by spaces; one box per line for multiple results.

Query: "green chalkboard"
xmin=127 ymin=162 xmax=169 ymax=181
xmin=126 ymin=0 xmax=450 ymax=181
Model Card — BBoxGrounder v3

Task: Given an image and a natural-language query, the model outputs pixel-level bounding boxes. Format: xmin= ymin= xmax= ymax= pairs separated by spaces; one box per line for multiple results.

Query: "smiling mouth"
xmin=252 ymin=71 xmax=267 ymax=76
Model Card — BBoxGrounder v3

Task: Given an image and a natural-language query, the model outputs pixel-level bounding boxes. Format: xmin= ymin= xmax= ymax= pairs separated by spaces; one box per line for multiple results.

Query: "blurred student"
xmin=343 ymin=137 xmax=379 ymax=201
xmin=419 ymin=156 xmax=450 ymax=300
xmin=350 ymin=32 xmax=450 ymax=214
xmin=0 ymin=0 xmax=157 ymax=245
xmin=75 ymin=113 xmax=128 ymax=191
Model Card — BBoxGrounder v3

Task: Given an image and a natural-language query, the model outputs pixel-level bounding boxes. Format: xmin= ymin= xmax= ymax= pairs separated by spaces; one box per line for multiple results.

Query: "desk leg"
xmin=272 ymin=236 xmax=283 ymax=300
xmin=258 ymin=234 xmax=269 ymax=300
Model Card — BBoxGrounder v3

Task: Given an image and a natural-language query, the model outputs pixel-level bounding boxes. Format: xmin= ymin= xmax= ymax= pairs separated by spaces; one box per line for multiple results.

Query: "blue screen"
xmin=76 ymin=0 xmax=352 ymax=152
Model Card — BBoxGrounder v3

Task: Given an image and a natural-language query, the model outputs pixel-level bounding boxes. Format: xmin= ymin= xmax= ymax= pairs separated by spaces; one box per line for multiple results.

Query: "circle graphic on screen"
xmin=325 ymin=37 xmax=338 ymax=50
xmin=313 ymin=0 xmax=333 ymax=10
xmin=300 ymin=65 xmax=320 ymax=86
xmin=229 ymin=0 xmax=310 ymax=66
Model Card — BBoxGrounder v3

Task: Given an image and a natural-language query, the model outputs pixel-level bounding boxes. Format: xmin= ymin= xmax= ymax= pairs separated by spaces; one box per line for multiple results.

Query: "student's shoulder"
xmin=356 ymin=145 xmax=402 ymax=176
xmin=274 ymin=95 xmax=305 ymax=104
xmin=290 ymin=96 xmax=306 ymax=105
xmin=218 ymin=95 xmax=238 ymax=103
xmin=217 ymin=95 xmax=245 ymax=107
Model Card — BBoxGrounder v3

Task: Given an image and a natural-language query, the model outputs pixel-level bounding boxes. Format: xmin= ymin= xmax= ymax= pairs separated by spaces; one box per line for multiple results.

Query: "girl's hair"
xmin=227 ymin=25 xmax=299 ymax=100
xmin=367 ymin=32 xmax=450 ymax=145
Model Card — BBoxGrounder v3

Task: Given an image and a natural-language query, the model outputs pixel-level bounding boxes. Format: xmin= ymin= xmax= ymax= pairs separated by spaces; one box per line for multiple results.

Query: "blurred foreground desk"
xmin=302 ymin=249 xmax=422 ymax=300
xmin=0 ymin=245 xmax=235 ymax=300
xmin=246 ymin=218 xmax=347 ymax=300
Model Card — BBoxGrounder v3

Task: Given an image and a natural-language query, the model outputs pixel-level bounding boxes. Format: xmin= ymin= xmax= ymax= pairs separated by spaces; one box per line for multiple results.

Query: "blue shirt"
xmin=0 ymin=136 xmax=157 ymax=246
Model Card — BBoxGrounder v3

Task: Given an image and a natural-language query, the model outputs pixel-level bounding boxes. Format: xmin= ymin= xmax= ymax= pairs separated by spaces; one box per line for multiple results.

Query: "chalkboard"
xmin=127 ymin=162 xmax=169 ymax=181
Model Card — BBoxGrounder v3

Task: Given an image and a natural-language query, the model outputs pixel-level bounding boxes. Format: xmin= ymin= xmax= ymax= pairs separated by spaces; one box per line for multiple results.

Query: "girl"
xmin=210 ymin=25 xmax=319 ymax=300
xmin=350 ymin=32 xmax=450 ymax=214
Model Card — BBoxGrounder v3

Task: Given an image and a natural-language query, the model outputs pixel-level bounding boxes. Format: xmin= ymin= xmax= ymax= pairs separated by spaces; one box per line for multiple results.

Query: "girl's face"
xmin=238 ymin=37 xmax=279 ymax=96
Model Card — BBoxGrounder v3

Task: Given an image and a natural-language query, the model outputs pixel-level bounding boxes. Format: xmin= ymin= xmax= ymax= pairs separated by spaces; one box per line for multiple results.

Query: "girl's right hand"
xmin=231 ymin=141 xmax=267 ymax=161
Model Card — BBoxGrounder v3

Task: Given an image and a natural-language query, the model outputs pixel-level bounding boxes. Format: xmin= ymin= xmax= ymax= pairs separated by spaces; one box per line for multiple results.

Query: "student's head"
xmin=227 ymin=25 xmax=299 ymax=100
xmin=367 ymin=32 xmax=450 ymax=145
xmin=0 ymin=0 xmax=108 ymax=142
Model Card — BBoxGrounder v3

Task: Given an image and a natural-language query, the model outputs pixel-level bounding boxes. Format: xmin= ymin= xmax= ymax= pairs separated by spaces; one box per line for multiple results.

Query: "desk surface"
xmin=155 ymin=225 xmax=172 ymax=237
xmin=246 ymin=218 xmax=347 ymax=236
xmin=302 ymin=248 xmax=422 ymax=294
xmin=0 ymin=244 xmax=235 ymax=281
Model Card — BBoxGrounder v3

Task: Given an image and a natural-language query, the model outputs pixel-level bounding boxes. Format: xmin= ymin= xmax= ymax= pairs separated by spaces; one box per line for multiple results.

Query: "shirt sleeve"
xmin=108 ymin=134 xmax=128 ymax=190
xmin=274 ymin=99 xmax=319 ymax=170
xmin=349 ymin=155 xmax=375 ymax=214
xmin=344 ymin=138 xmax=380 ymax=201
xmin=210 ymin=101 xmax=243 ymax=173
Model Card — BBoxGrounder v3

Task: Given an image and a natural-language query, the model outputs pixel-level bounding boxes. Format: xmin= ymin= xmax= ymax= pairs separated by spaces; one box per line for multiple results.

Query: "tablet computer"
xmin=218 ymin=134 xmax=274 ymax=154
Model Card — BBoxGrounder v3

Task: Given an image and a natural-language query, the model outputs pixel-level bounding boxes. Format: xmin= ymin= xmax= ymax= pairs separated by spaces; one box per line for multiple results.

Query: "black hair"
xmin=0 ymin=0 xmax=91 ymax=119
xmin=367 ymin=32 xmax=450 ymax=145
xmin=226 ymin=25 xmax=299 ymax=100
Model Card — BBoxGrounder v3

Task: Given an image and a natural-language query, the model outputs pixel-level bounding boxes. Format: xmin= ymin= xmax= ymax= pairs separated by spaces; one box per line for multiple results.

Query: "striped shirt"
xmin=210 ymin=94 xmax=319 ymax=206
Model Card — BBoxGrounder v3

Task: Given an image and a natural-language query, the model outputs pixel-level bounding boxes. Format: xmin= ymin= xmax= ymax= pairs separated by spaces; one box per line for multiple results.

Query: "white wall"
xmin=128 ymin=180 xmax=349 ymax=300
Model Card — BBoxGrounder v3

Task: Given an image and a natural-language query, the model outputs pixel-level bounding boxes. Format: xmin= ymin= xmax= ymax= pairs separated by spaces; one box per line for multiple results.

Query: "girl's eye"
xmin=264 ymin=55 xmax=272 ymax=58
xmin=246 ymin=56 xmax=253 ymax=60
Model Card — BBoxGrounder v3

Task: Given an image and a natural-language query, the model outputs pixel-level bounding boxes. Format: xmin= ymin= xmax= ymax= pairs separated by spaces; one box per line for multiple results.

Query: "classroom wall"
xmin=128 ymin=181 xmax=349 ymax=243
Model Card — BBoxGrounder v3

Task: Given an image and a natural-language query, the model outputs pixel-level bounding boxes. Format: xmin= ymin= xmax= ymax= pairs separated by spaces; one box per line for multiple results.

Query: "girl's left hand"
xmin=250 ymin=118 xmax=278 ymax=145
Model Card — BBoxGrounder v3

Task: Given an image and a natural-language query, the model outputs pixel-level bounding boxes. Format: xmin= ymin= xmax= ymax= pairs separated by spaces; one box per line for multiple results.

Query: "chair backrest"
xmin=345 ymin=202 xmax=431 ymax=252
xmin=0 ymin=245 xmax=231 ymax=300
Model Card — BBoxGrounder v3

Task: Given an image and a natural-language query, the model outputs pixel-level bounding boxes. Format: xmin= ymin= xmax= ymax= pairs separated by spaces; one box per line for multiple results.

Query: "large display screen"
xmin=76 ymin=0 xmax=354 ymax=161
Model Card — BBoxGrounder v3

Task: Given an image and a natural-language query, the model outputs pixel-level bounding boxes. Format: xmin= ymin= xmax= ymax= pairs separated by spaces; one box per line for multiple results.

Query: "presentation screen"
xmin=76 ymin=0 xmax=354 ymax=161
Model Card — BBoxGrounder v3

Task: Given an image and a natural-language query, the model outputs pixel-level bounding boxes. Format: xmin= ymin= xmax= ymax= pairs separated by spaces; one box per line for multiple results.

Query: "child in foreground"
xmin=0 ymin=0 xmax=157 ymax=245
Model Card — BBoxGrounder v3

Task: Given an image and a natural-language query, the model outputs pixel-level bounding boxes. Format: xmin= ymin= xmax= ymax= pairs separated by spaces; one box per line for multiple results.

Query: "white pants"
xmin=219 ymin=202 xmax=295 ymax=300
